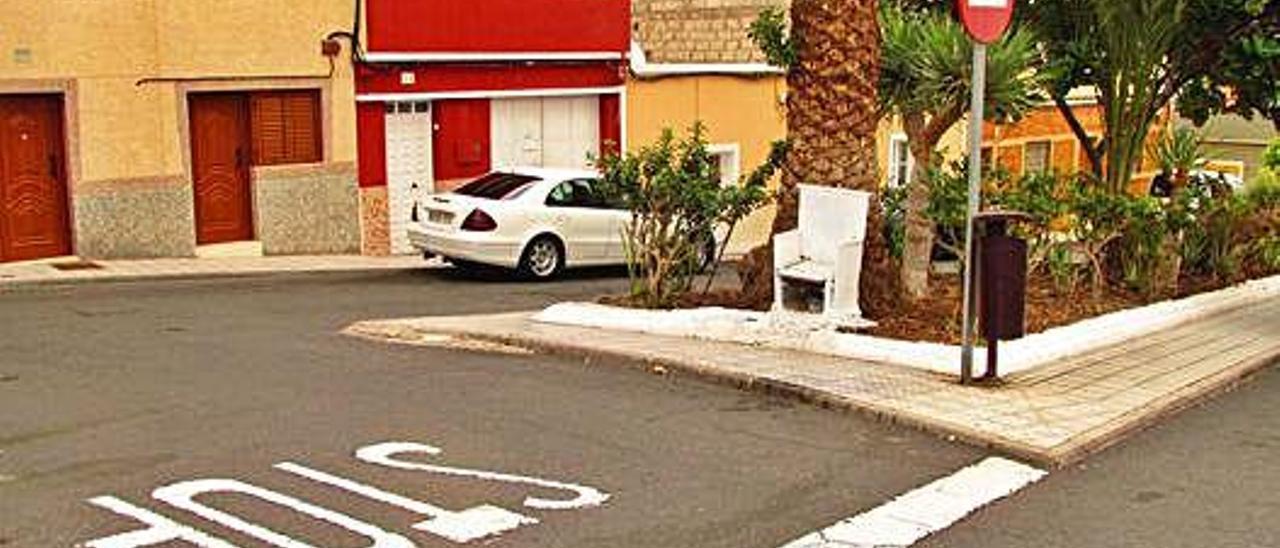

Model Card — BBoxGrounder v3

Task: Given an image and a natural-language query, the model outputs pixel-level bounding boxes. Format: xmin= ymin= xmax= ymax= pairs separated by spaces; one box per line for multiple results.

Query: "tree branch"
xmin=1054 ymin=93 xmax=1104 ymax=178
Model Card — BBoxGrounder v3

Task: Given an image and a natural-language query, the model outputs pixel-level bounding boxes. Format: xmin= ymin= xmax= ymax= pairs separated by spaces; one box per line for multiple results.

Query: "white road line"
xmin=355 ymin=441 xmax=611 ymax=510
xmin=83 ymin=496 xmax=238 ymax=548
xmin=275 ymin=461 xmax=537 ymax=543
xmin=779 ymin=457 xmax=1047 ymax=548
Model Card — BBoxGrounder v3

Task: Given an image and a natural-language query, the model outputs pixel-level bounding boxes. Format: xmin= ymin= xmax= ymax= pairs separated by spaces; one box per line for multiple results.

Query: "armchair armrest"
xmin=831 ymin=238 xmax=867 ymax=317
xmin=774 ymin=230 xmax=802 ymax=268
xmin=835 ymin=238 xmax=865 ymax=274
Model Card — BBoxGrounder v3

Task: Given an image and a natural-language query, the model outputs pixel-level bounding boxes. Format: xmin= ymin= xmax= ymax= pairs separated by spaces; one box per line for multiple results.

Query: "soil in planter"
xmin=864 ymin=274 xmax=1138 ymax=345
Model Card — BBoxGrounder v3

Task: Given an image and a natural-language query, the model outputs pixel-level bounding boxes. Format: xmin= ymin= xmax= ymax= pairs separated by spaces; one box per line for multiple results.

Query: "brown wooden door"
xmin=0 ymin=95 xmax=71 ymax=263
xmin=190 ymin=94 xmax=253 ymax=245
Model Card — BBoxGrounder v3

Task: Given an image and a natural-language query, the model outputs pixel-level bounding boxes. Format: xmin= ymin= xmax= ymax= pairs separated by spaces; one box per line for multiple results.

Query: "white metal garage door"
xmin=384 ymin=101 xmax=433 ymax=255
xmin=491 ymin=96 xmax=599 ymax=171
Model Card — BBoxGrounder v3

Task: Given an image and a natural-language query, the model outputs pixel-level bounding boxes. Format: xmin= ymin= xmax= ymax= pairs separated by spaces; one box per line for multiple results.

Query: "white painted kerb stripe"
xmin=780 ymin=457 xmax=1046 ymax=548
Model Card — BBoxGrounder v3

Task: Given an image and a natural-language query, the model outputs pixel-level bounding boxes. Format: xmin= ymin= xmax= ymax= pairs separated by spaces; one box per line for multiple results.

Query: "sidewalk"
xmin=0 ymin=255 xmax=428 ymax=288
xmin=346 ymin=297 xmax=1280 ymax=467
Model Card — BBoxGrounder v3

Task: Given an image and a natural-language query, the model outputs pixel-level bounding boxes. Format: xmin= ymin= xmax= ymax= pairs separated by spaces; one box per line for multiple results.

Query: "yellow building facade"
xmin=0 ymin=0 xmax=360 ymax=261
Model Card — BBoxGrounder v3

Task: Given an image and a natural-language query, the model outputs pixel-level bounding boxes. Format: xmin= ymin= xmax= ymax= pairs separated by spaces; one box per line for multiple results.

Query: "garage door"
xmin=491 ymin=96 xmax=599 ymax=170
xmin=0 ymin=95 xmax=71 ymax=263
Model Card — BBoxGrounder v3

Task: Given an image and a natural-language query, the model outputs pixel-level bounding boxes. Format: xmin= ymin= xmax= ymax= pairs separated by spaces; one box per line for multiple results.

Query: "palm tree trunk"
xmin=742 ymin=0 xmax=896 ymax=316
xmin=901 ymin=141 xmax=935 ymax=300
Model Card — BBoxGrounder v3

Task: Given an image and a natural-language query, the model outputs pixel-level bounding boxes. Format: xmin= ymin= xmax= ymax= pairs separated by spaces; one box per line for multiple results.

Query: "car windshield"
xmin=454 ymin=173 xmax=541 ymax=200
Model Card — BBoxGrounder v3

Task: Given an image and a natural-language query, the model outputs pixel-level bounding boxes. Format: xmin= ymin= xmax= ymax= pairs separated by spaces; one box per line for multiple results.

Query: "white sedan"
xmin=408 ymin=168 xmax=714 ymax=279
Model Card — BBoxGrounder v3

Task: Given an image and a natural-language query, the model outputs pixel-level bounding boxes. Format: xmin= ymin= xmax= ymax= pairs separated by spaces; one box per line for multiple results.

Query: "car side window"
xmin=546 ymin=180 xmax=605 ymax=209
xmin=546 ymin=182 xmax=575 ymax=207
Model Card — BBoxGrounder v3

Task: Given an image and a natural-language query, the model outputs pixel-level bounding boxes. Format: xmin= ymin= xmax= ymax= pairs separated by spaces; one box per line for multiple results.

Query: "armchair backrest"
xmin=797 ymin=184 xmax=871 ymax=264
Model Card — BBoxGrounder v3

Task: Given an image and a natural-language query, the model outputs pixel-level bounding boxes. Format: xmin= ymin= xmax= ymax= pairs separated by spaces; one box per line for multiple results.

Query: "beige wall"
xmin=627 ymin=75 xmax=786 ymax=254
xmin=0 ymin=0 xmax=357 ymax=183
xmin=628 ymin=75 xmax=787 ymax=176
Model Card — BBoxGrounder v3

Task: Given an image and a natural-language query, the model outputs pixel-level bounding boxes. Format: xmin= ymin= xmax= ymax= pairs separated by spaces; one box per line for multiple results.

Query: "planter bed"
xmin=534 ymin=274 xmax=1280 ymax=377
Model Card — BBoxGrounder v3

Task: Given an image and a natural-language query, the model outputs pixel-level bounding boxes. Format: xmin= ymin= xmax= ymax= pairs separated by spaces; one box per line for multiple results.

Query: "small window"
xmin=250 ymin=90 xmax=322 ymax=166
xmin=707 ymin=144 xmax=742 ymax=187
xmin=980 ymin=147 xmax=994 ymax=170
xmin=1025 ymin=141 xmax=1052 ymax=174
xmin=888 ymin=134 xmax=913 ymax=187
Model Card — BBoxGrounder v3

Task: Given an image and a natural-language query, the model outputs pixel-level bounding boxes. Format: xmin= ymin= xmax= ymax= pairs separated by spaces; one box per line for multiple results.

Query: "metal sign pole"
xmin=960 ymin=43 xmax=987 ymax=385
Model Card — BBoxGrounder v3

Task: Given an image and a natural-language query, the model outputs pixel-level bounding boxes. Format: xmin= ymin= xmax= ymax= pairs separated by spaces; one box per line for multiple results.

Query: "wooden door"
xmin=0 ymin=95 xmax=71 ymax=262
xmin=190 ymin=94 xmax=254 ymax=245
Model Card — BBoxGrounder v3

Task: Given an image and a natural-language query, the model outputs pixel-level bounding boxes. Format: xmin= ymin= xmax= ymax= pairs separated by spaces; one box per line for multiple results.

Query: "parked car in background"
xmin=408 ymin=168 xmax=718 ymax=280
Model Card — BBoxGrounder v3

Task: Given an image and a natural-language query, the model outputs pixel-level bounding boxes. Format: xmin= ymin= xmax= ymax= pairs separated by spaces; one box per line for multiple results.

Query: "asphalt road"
xmin=0 ymin=267 xmax=982 ymax=548
xmin=921 ymin=365 xmax=1280 ymax=548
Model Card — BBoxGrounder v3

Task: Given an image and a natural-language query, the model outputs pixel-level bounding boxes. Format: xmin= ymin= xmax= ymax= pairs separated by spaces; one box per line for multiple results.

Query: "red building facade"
xmin=356 ymin=0 xmax=629 ymax=255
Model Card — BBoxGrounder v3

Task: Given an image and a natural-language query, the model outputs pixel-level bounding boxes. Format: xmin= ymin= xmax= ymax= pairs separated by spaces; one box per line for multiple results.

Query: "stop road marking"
xmin=82 ymin=440 xmax=612 ymax=547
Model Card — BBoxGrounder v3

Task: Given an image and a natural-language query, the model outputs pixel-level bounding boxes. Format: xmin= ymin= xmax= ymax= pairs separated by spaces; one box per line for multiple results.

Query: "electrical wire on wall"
xmin=134 ymin=0 xmax=366 ymax=87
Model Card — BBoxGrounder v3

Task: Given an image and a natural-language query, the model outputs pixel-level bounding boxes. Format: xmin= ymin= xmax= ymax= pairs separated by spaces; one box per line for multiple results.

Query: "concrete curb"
xmin=345 ymin=314 xmax=1280 ymax=469
xmin=0 ymin=265 xmax=430 ymax=291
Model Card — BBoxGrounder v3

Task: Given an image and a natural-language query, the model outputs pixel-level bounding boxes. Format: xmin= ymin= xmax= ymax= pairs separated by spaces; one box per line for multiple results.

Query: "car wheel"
xmin=519 ymin=236 xmax=564 ymax=280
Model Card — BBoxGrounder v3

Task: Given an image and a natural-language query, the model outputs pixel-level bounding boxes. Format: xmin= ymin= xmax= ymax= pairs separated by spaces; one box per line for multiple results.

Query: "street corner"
xmin=343 ymin=317 xmax=538 ymax=356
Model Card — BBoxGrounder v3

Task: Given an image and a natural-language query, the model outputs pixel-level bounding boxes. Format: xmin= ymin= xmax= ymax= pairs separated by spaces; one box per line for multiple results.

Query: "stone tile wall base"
xmin=360 ymin=186 xmax=391 ymax=256
xmin=253 ymin=164 xmax=361 ymax=256
xmin=73 ymin=179 xmax=196 ymax=259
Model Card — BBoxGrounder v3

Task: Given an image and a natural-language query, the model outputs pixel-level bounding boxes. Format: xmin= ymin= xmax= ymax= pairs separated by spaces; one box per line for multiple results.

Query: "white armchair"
xmin=772 ymin=185 xmax=872 ymax=327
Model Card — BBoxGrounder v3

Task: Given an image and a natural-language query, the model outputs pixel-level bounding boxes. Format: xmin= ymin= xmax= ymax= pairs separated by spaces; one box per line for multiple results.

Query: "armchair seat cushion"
xmin=778 ymin=259 xmax=832 ymax=283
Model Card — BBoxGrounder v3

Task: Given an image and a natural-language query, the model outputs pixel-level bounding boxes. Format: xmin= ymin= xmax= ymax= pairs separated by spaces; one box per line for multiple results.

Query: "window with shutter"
xmin=249 ymin=90 xmax=321 ymax=166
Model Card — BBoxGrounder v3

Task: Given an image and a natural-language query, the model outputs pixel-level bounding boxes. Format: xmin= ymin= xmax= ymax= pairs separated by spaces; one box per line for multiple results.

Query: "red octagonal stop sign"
xmin=957 ymin=0 xmax=1016 ymax=44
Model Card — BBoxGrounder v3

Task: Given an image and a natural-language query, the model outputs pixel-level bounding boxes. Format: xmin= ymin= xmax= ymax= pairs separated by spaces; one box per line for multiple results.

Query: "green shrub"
xmin=920 ymin=160 xmax=1013 ymax=264
xmin=1180 ymin=181 xmax=1249 ymax=281
xmin=922 ymin=161 xmax=973 ymax=263
xmin=1263 ymin=140 xmax=1280 ymax=172
xmin=911 ymin=163 xmax=1277 ymax=297
xmin=1044 ymin=241 xmax=1081 ymax=294
xmin=998 ymin=171 xmax=1072 ymax=273
xmin=882 ymin=183 xmax=908 ymax=260
xmin=1246 ymin=168 xmax=1280 ymax=206
xmin=1151 ymin=127 xmax=1205 ymax=176
xmin=1065 ymin=180 xmax=1133 ymax=290
xmin=595 ymin=123 xmax=774 ymax=309
xmin=1235 ymin=171 xmax=1280 ymax=276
